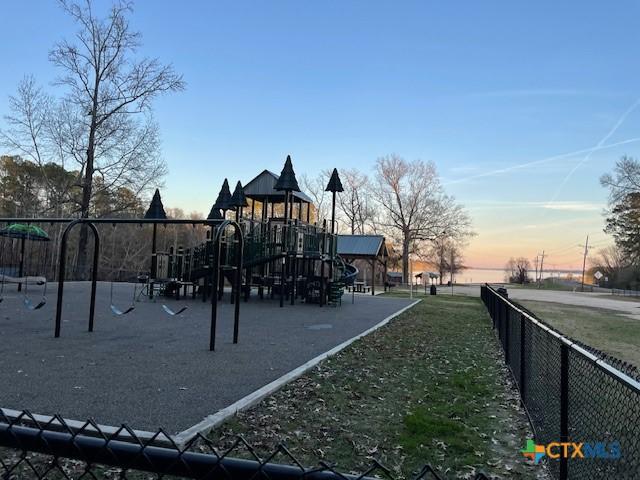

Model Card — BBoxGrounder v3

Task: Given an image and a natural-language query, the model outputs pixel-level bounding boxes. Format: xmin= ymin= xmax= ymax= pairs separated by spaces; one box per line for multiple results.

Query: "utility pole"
xmin=538 ymin=251 xmax=545 ymax=288
xmin=580 ymin=236 xmax=592 ymax=292
xmin=534 ymin=255 xmax=539 ymax=284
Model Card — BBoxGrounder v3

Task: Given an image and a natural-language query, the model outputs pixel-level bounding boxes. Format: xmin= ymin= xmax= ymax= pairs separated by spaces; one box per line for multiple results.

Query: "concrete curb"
xmin=173 ymin=299 xmax=421 ymax=445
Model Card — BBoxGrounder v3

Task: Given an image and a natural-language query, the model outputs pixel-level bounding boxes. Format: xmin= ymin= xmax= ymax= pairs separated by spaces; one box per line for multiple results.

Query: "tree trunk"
xmin=402 ymin=234 xmax=410 ymax=284
xmin=74 ymin=131 xmax=96 ymax=280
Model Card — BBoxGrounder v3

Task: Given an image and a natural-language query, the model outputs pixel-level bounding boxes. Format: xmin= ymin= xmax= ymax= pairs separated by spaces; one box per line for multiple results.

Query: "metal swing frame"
xmin=0 ymin=218 xmax=242 ymax=352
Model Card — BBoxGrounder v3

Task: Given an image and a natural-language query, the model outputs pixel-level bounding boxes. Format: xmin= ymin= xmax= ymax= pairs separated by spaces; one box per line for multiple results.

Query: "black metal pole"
xmin=319 ymin=219 xmax=326 ymax=307
xmin=520 ymin=313 xmax=526 ymax=404
xmin=87 ymin=226 xmax=100 ymax=332
xmin=290 ymin=257 xmax=296 ymax=306
xmin=329 ymin=191 xmax=336 ymax=281
xmin=504 ymin=305 xmax=510 ymax=363
xmin=559 ymin=343 xmax=569 ymax=480
xmin=233 ymin=223 xmax=242 ymax=343
xmin=150 ymin=223 xmax=157 ymax=299
xmin=18 ymin=236 xmax=25 ymax=292
xmin=280 ymin=191 xmax=289 ymax=308
xmin=55 ymin=220 xmax=99 ymax=338
xmin=210 ymin=227 xmax=222 ymax=351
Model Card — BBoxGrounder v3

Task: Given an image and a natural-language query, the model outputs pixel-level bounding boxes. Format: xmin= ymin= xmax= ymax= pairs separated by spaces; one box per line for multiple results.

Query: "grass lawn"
xmin=516 ymin=299 xmax=640 ymax=368
xmin=208 ymin=294 xmax=547 ymax=479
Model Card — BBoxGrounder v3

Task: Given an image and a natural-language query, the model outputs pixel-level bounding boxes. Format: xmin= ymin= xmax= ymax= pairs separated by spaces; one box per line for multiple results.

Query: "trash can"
xmin=497 ymin=287 xmax=508 ymax=299
xmin=430 ymin=285 xmax=437 ymax=296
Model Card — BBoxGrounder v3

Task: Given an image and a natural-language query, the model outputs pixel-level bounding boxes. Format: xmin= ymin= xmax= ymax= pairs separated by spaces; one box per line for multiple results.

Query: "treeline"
xmin=0 ymin=155 xmax=208 ymax=282
xmin=0 ymin=155 xmax=145 ymax=218
xmin=300 ymin=155 xmax=474 ymax=283
xmin=591 ymin=156 xmax=640 ymax=290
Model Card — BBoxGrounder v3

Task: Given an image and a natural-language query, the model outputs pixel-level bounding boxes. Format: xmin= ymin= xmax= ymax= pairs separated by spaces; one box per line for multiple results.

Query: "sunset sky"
xmin=2 ymin=1 xmax=640 ymax=269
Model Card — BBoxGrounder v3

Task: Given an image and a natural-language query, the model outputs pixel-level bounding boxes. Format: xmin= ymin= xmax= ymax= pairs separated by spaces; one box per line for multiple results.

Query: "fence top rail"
xmin=484 ymin=283 xmax=640 ymax=395
xmin=0 ymin=217 xmax=232 ymax=226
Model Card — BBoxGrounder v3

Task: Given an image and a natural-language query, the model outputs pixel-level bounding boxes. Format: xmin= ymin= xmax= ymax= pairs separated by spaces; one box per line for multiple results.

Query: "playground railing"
xmin=480 ymin=284 xmax=640 ymax=480
xmin=0 ymin=409 xmax=492 ymax=480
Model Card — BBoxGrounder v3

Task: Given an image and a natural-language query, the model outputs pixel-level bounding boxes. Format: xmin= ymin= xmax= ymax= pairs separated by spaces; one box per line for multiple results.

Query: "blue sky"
xmin=2 ymin=0 xmax=640 ymax=268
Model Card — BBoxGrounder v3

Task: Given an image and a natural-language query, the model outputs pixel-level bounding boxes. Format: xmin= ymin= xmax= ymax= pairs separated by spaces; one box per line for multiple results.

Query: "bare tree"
xmin=0 ymin=77 xmax=77 ymax=214
xmin=337 ymin=168 xmax=373 ymax=234
xmin=2 ymin=1 xmax=185 ymax=278
xmin=600 ymin=156 xmax=640 ymax=204
xmin=425 ymin=237 xmax=466 ymax=285
xmin=590 ymin=245 xmax=631 ymax=287
xmin=505 ymin=257 xmax=531 ymax=284
xmin=374 ymin=154 xmax=473 ymax=283
xmin=299 ymin=170 xmax=331 ymax=225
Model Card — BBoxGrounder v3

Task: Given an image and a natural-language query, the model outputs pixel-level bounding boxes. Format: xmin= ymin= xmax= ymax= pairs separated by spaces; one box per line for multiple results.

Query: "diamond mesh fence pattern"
xmin=480 ymin=285 xmax=640 ymax=480
xmin=0 ymin=407 xmax=494 ymax=479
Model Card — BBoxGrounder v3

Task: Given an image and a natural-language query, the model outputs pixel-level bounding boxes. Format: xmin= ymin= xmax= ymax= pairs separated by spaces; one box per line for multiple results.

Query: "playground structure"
xmin=0 ymin=156 xmax=359 ymax=351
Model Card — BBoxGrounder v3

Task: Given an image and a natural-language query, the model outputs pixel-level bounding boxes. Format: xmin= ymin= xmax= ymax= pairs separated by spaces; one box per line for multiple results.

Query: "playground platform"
xmin=0 ymin=281 xmax=414 ymax=435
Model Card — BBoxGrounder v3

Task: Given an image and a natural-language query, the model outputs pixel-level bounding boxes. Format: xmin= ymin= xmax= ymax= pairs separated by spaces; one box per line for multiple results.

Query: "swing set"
xmin=0 ymin=223 xmax=49 ymax=310
xmin=0 ymin=214 xmax=243 ymax=352
xmin=107 ymin=223 xmax=188 ymax=317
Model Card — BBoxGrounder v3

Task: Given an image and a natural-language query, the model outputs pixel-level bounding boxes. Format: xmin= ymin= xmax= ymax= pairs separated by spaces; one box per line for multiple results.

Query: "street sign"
xmin=594 ymin=271 xmax=603 ymax=280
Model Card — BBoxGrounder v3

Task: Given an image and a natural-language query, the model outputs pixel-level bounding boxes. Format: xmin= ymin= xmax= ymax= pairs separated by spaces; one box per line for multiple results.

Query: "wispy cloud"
xmin=542 ymin=202 xmax=603 ymax=212
xmin=545 ymin=98 xmax=640 ymax=208
xmin=444 ymin=137 xmax=640 ymax=186
xmin=468 ymin=89 xmax=622 ymax=99
xmin=468 ymin=201 xmax=604 ymax=212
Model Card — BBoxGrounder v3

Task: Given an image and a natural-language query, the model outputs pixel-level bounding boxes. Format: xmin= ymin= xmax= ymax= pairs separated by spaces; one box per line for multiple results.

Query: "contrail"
xmin=545 ymin=98 xmax=640 ymax=207
xmin=443 ymin=137 xmax=640 ymax=186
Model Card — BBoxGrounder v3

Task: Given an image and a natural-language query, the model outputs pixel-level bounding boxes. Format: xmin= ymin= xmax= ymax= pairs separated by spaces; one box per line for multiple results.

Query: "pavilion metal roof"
xmin=244 ymin=170 xmax=313 ymax=203
xmin=336 ymin=235 xmax=386 ymax=258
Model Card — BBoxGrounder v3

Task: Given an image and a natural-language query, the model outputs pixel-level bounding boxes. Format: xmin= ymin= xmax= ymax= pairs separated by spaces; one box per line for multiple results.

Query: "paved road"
xmin=0 ymin=282 xmax=414 ymax=434
xmin=448 ymin=284 xmax=640 ymax=317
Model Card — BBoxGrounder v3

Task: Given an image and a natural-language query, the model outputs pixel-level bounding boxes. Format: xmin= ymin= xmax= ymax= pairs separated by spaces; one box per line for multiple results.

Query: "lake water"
xmin=454 ymin=268 xmax=580 ymax=284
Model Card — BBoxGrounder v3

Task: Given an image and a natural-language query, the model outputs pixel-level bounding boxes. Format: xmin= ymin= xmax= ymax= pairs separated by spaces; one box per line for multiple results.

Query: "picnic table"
xmin=352 ymin=281 xmax=371 ymax=293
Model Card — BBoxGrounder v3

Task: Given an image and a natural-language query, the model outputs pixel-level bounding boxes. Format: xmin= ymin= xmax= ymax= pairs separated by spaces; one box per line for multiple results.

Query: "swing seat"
xmin=162 ymin=304 xmax=188 ymax=316
xmin=110 ymin=304 xmax=135 ymax=316
xmin=24 ymin=297 xmax=46 ymax=310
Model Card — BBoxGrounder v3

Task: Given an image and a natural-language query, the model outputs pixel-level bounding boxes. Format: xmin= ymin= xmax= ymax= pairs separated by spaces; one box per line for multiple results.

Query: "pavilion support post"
xmin=371 ymin=258 xmax=376 ymax=295
xmin=384 ymin=259 xmax=388 ymax=292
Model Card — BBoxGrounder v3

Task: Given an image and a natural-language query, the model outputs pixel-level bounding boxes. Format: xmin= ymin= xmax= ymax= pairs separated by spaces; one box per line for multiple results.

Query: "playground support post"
xmin=150 ymin=223 xmax=157 ymax=299
xmin=329 ymin=190 xmax=336 ymax=280
xmin=280 ymin=191 xmax=289 ymax=308
xmin=18 ymin=237 xmax=25 ymax=292
xmin=319 ymin=219 xmax=326 ymax=307
xmin=209 ymin=219 xmax=244 ymax=351
xmin=233 ymin=224 xmax=242 ymax=343
xmin=55 ymin=219 xmax=100 ymax=338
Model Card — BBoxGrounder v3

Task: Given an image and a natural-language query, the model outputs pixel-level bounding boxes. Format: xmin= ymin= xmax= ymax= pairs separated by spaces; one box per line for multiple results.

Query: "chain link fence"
xmin=0 ymin=409 xmax=493 ymax=480
xmin=481 ymin=284 xmax=640 ymax=480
